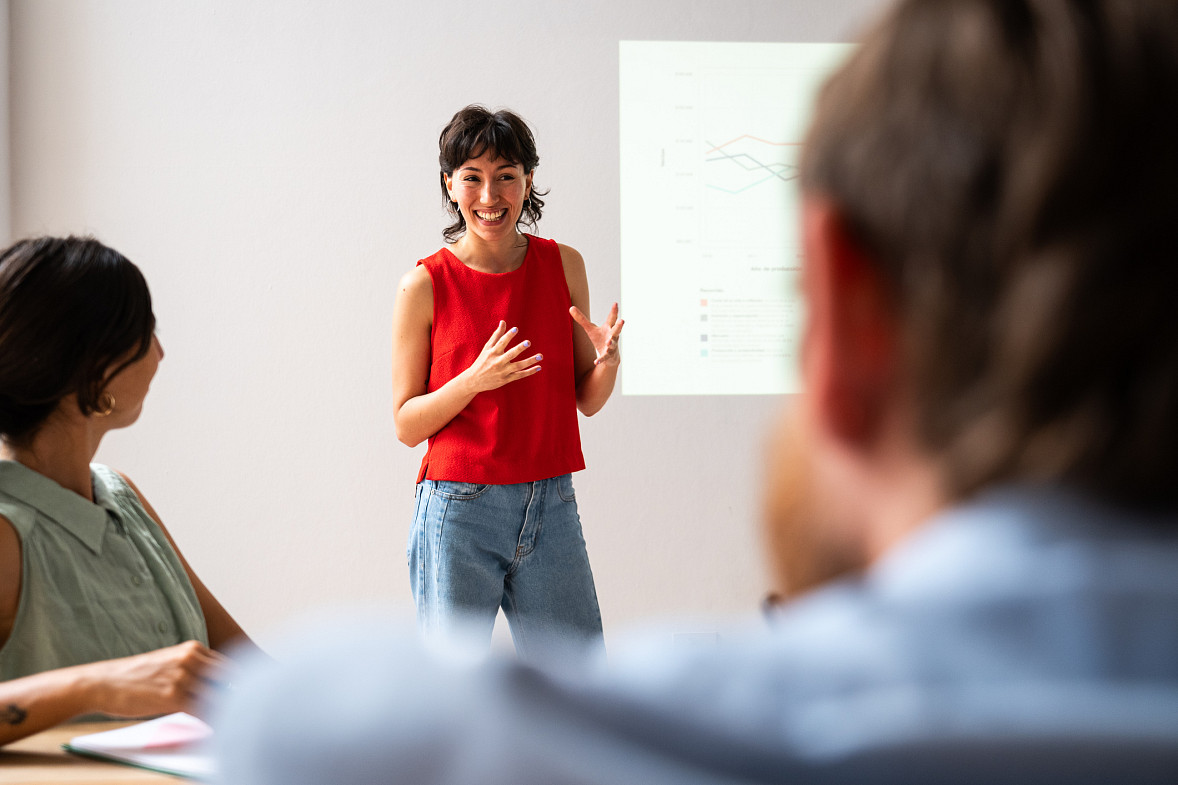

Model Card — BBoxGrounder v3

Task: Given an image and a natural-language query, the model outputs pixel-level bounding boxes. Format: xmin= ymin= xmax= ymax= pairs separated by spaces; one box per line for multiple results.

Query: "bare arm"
xmin=560 ymin=244 xmax=624 ymax=416
xmin=391 ymin=265 xmax=543 ymax=447
xmin=118 ymin=474 xmax=257 ymax=656
xmin=0 ymin=517 xmax=20 ymax=654
xmin=0 ymin=640 xmax=228 ymax=747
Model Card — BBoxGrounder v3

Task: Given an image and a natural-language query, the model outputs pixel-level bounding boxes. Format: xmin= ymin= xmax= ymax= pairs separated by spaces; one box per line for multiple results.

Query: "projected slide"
xmin=620 ymin=42 xmax=853 ymax=395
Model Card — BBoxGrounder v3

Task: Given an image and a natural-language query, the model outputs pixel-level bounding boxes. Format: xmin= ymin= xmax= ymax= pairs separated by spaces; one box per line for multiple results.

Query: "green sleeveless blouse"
xmin=0 ymin=460 xmax=208 ymax=681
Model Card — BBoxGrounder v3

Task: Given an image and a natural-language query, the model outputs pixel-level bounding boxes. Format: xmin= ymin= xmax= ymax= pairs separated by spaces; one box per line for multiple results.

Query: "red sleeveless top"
xmin=416 ymin=236 xmax=585 ymax=484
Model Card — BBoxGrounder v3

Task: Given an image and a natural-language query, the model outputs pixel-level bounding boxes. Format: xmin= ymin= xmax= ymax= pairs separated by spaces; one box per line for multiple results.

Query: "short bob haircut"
xmin=801 ymin=0 xmax=1178 ymax=509
xmin=0 ymin=236 xmax=156 ymax=443
xmin=438 ymin=105 xmax=547 ymax=243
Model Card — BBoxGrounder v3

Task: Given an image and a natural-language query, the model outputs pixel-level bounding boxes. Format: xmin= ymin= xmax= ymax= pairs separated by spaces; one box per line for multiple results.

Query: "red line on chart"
xmin=703 ymin=135 xmax=804 ymax=155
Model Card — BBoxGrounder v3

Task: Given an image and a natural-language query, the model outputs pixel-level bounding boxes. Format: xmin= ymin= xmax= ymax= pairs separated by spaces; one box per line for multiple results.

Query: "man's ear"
xmin=800 ymin=199 xmax=899 ymax=448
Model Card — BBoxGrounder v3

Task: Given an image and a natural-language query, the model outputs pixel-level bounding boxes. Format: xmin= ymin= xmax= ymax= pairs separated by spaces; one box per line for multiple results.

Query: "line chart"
xmin=704 ymin=136 xmax=803 ymax=195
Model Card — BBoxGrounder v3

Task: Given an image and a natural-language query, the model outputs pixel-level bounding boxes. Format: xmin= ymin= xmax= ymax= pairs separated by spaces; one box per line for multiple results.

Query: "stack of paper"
xmin=64 ymin=712 xmax=215 ymax=780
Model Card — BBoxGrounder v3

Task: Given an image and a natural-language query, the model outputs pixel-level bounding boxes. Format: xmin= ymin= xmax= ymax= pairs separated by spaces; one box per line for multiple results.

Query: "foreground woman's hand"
xmin=0 ymin=640 xmax=231 ymax=747
xmin=84 ymin=640 xmax=231 ymax=719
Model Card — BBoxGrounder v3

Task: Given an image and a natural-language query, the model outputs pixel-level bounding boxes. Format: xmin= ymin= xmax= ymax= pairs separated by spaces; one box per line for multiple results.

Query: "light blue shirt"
xmin=214 ymin=486 xmax=1178 ymax=784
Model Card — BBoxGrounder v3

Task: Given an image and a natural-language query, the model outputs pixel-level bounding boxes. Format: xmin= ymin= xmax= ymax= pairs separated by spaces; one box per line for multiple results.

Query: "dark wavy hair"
xmin=801 ymin=0 xmax=1178 ymax=509
xmin=0 ymin=236 xmax=156 ymax=443
xmin=438 ymin=105 xmax=547 ymax=243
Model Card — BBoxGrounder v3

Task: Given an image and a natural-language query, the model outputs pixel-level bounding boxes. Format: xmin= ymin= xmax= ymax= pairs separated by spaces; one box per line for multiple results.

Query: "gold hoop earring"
xmin=95 ymin=392 xmax=116 ymax=417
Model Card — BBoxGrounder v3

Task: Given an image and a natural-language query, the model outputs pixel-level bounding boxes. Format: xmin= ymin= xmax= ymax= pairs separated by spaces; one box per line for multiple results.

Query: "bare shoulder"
xmin=556 ymin=243 xmax=586 ymax=273
xmin=557 ymin=244 xmax=589 ymax=304
xmin=395 ymin=265 xmax=435 ymax=324
xmin=398 ymin=264 xmax=434 ymax=300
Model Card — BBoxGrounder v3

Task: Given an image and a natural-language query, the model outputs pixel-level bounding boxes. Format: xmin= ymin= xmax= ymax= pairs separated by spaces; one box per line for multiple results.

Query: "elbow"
xmin=393 ymin=416 xmax=425 ymax=448
xmin=574 ymin=366 xmax=618 ymax=418
xmin=576 ymin=399 xmax=604 ymax=418
xmin=396 ymin=428 xmax=425 ymax=449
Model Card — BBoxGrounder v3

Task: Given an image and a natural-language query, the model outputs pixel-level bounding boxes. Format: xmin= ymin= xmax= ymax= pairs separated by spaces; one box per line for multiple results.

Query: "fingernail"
xmin=536 ymin=354 xmax=543 ymax=361
xmin=509 ymin=327 xmax=518 ymax=334
xmin=523 ymin=340 xmax=531 ymax=348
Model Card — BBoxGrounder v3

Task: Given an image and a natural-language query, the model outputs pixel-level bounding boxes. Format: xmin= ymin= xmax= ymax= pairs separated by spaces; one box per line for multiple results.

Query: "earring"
xmin=95 ymin=392 xmax=116 ymax=417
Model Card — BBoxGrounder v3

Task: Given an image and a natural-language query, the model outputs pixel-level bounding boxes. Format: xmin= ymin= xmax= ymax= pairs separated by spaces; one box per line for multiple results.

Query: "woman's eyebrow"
xmin=458 ymin=162 xmax=518 ymax=172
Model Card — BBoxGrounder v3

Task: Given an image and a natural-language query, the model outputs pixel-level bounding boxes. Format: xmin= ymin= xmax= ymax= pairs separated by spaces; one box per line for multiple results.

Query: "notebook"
xmin=63 ymin=711 xmax=215 ymax=780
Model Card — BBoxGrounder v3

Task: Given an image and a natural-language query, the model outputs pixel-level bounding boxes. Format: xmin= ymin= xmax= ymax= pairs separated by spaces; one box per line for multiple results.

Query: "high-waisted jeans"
xmin=408 ymin=474 xmax=603 ymax=658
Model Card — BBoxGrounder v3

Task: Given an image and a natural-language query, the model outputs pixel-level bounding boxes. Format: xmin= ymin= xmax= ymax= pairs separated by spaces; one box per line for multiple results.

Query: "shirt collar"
xmin=0 ymin=460 xmax=112 ymax=554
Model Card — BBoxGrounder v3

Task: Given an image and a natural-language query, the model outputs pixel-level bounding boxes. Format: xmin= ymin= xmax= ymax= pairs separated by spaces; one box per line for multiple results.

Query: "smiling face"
xmin=444 ymin=152 xmax=533 ymax=246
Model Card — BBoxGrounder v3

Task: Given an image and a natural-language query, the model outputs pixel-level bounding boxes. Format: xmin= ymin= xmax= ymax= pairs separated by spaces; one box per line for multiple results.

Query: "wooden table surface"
xmin=0 ymin=721 xmax=184 ymax=784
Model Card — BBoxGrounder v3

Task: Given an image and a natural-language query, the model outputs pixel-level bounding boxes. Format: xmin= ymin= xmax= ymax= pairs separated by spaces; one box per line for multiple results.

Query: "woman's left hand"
xmin=570 ymin=303 xmax=624 ymax=368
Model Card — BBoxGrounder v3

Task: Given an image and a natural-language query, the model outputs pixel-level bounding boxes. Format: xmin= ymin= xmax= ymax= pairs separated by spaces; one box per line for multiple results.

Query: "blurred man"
xmin=215 ymin=1 xmax=1178 ymax=782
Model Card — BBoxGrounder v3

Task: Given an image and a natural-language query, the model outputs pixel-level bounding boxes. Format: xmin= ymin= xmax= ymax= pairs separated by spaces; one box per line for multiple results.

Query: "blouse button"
xmin=157 ymin=621 xmax=169 ymax=634
xmin=131 ymin=575 xmax=143 ymax=587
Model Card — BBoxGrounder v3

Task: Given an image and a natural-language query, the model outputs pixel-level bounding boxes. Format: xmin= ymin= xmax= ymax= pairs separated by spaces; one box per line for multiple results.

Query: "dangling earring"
xmin=523 ymin=197 xmax=531 ymax=209
xmin=95 ymin=392 xmax=116 ymax=417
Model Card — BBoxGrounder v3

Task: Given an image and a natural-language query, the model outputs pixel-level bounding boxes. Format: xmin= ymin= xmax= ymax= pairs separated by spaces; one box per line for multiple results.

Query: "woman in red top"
xmin=391 ymin=105 xmax=623 ymax=657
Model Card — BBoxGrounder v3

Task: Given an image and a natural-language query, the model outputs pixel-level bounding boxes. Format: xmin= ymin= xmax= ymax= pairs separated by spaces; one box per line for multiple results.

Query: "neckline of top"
xmin=441 ymin=235 xmax=532 ymax=276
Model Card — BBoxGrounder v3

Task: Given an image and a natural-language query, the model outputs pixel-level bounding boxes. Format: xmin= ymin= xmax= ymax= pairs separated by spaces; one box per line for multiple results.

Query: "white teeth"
xmin=475 ymin=209 xmax=506 ymax=221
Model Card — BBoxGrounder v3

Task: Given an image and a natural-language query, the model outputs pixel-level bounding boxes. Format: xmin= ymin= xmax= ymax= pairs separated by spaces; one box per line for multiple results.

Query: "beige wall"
xmin=0 ymin=1 xmax=9 ymax=244
xmin=9 ymin=0 xmax=884 ymax=650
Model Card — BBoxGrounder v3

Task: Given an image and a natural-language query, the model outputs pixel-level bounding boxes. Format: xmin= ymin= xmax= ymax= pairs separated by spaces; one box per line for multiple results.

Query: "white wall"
xmin=9 ymin=0 xmax=885 ymax=650
xmin=1 ymin=0 xmax=10 ymax=244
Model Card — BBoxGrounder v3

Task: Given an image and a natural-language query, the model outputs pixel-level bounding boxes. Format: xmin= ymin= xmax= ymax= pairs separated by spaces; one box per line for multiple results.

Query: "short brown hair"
xmin=802 ymin=0 xmax=1178 ymax=508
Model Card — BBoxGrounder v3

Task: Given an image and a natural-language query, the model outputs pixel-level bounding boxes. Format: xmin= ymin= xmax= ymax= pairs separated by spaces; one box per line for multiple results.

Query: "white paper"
xmin=65 ymin=711 xmax=215 ymax=779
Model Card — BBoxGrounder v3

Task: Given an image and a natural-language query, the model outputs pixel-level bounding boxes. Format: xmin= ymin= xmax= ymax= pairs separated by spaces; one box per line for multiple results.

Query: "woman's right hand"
xmin=391 ymin=265 xmax=540 ymax=447
xmin=460 ymin=321 xmax=543 ymax=394
xmin=84 ymin=640 xmax=231 ymax=719
xmin=0 ymin=640 xmax=233 ymax=747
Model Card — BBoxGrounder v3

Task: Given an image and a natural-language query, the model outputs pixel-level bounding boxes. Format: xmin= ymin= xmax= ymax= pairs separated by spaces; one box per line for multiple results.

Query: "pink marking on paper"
xmin=140 ymin=718 xmax=213 ymax=750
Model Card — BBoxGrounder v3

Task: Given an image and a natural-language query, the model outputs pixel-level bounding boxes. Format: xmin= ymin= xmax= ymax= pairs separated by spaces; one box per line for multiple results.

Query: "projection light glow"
xmin=619 ymin=41 xmax=854 ymax=396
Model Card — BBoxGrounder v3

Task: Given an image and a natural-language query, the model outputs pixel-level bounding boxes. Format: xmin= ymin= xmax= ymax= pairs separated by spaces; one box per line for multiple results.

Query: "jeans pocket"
xmin=407 ymin=483 xmax=424 ymax=563
xmin=557 ymin=474 xmax=576 ymax=502
xmin=432 ymin=480 xmax=490 ymax=500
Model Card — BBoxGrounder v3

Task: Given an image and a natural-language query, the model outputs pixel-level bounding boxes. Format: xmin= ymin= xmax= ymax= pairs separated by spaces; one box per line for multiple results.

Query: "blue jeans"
xmin=408 ymin=474 xmax=603 ymax=658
